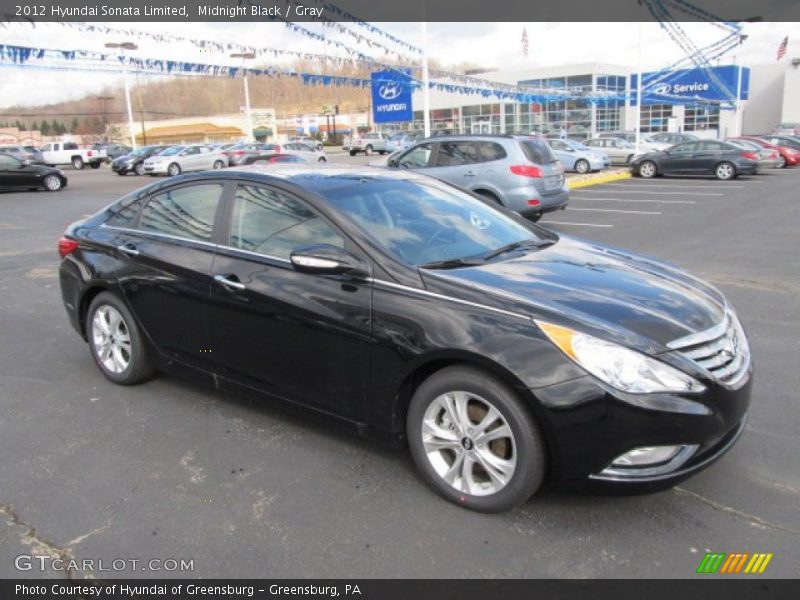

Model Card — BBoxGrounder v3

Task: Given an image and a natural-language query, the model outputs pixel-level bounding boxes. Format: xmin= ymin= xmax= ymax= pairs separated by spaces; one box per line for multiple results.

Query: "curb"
xmin=567 ymin=171 xmax=632 ymax=190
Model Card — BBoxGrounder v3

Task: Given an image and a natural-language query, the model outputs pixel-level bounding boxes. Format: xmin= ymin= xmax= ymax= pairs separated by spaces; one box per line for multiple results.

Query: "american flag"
xmin=522 ymin=27 xmax=528 ymax=59
xmin=777 ymin=36 xmax=788 ymax=61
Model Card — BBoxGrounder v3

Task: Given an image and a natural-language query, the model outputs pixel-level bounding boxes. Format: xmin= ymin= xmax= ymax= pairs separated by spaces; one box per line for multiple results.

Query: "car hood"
xmin=420 ymin=236 xmax=726 ymax=353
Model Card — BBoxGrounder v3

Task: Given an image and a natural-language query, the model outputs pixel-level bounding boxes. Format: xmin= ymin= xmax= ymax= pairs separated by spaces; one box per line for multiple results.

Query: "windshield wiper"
xmin=482 ymin=239 xmax=552 ymax=261
xmin=418 ymin=257 xmax=484 ymax=270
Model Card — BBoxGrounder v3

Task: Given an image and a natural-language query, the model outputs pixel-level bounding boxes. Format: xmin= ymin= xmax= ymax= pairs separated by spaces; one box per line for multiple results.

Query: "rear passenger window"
xmin=229 ymin=185 xmax=344 ymax=260
xmin=398 ymin=144 xmax=433 ymax=169
xmin=107 ymin=196 xmax=145 ymax=228
xmin=701 ymin=141 xmax=726 ymax=151
xmin=475 ymin=142 xmax=507 ymax=162
xmin=519 ymin=140 xmax=555 ymax=164
xmin=139 ymin=184 xmax=223 ymax=242
xmin=434 ymin=142 xmax=477 ymax=166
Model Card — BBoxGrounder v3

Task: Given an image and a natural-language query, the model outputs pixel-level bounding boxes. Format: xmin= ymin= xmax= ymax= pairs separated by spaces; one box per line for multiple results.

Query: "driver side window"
xmin=398 ymin=144 xmax=433 ymax=169
xmin=0 ymin=154 xmax=20 ymax=169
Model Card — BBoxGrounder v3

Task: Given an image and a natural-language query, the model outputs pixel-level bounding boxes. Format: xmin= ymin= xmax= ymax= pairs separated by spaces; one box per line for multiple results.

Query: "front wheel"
xmin=90 ymin=162 xmax=101 ymax=169
xmin=574 ymin=159 xmax=590 ymax=174
xmin=318 ymin=157 xmax=327 ymax=163
xmin=87 ymin=292 xmax=155 ymax=385
xmin=167 ymin=163 xmax=181 ymax=177
xmin=776 ymin=155 xmax=787 ymax=169
xmin=349 ymin=150 xmax=356 ymax=157
xmin=72 ymin=156 xmax=84 ymax=170
xmin=638 ymin=160 xmax=657 ymax=178
xmin=715 ymin=161 xmax=736 ymax=180
xmin=212 ymin=160 xmax=225 ymax=170
xmin=364 ymin=145 xmax=373 ymax=156
xmin=43 ymin=175 xmax=62 ymax=191
xmin=134 ymin=162 xmax=146 ymax=176
xmin=406 ymin=366 xmax=546 ymax=513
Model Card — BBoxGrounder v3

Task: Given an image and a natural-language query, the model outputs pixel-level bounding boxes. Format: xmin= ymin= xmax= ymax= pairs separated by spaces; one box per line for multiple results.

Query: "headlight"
xmin=536 ymin=321 xmax=706 ymax=394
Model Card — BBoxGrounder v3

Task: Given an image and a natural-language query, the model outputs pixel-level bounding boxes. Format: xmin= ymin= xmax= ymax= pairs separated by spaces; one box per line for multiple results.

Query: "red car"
xmin=738 ymin=136 xmax=800 ymax=169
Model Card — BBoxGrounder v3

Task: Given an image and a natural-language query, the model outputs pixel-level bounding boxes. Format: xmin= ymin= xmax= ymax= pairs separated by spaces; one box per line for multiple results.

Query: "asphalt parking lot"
xmin=1 ymin=160 xmax=799 ymax=579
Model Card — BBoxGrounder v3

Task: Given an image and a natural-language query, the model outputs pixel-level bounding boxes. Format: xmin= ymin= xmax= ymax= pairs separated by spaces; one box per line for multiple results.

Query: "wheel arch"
xmin=78 ymin=284 xmax=112 ymax=340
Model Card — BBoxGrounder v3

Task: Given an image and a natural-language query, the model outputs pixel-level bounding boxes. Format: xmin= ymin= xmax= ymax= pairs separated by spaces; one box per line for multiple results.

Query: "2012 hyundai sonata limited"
xmin=58 ymin=166 xmax=752 ymax=512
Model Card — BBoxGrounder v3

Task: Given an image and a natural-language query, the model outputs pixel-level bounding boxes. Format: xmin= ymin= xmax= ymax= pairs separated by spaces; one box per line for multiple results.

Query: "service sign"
xmin=632 ymin=65 xmax=750 ymax=105
xmin=371 ymin=70 xmax=414 ymax=124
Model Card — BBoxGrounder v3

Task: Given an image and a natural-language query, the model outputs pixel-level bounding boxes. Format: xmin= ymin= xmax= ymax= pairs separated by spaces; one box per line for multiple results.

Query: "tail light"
xmin=527 ymin=199 xmax=541 ymax=206
xmin=233 ymin=151 xmax=245 ymax=156
xmin=740 ymin=152 xmax=758 ymax=161
xmin=510 ymin=165 xmax=543 ymax=178
xmin=87 ymin=150 xmax=93 ymax=157
xmin=58 ymin=237 xmax=78 ymax=259
xmin=274 ymin=145 xmax=281 ymax=153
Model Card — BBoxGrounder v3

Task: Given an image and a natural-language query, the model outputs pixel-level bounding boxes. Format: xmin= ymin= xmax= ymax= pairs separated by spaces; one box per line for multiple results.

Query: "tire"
xmin=72 ymin=156 xmax=84 ymax=170
xmin=89 ymin=162 xmax=101 ymax=169
xmin=715 ymin=161 xmax=736 ymax=180
xmin=364 ymin=145 xmax=373 ymax=156
xmin=212 ymin=160 xmax=225 ymax=170
xmin=476 ymin=190 xmax=502 ymax=205
xmin=167 ymin=163 xmax=181 ymax=177
xmin=43 ymin=175 xmax=62 ymax=191
xmin=406 ymin=366 xmax=546 ymax=513
xmin=134 ymin=162 xmax=145 ymax=176
xmin=318 ymin=157 xmax=327 ymax=163
xmin=574 ymin=159 xmax=590 ymax=174
xmin=379 ymin=150 xmax=387 ymax=155
xmin=116 ymin=171 xmax=127 ymax=176
xmin=86 ymin=292 xmax=155 ymax=385
xmin=349 ymin=150 xmax=356 ymax=157
xmin=528 ymin=213 xmax=543 ymax=223
xmin=638 ymin=160 xmax=657 ymax=178
xmin=776 ymin=155 xmax=787 ymax=169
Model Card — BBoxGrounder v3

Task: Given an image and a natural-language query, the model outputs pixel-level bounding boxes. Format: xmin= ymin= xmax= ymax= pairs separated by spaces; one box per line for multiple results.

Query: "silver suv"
xmin=387 ymin=134 xmax=568 ymax=220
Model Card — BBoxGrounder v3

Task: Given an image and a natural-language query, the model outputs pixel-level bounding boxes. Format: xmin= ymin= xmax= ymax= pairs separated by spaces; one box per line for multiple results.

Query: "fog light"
xmin=612 ymin=445 xmax=684 ymax=467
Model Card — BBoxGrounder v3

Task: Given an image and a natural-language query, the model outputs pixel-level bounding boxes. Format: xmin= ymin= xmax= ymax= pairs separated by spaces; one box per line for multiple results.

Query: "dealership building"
xmin=402 ymin=61 xmax=799 ymax=139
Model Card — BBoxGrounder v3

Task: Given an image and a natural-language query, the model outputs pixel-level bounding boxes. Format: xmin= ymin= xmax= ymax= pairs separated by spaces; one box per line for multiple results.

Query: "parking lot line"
xmin=540 ymin=220 xmax=614 ymax=228
xmin=567 ymin=207 xmax=662 ymax=215
xmin=602 ymin=182 xmax=757 ymax=188
xmin=576 ymin=189 xmax=723 ymax=196
xmin=570 ymin=197 xmax=696 ymax=204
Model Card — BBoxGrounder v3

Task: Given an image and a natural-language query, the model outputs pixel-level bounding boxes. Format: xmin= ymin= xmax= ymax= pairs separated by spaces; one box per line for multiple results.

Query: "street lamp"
xmin=105 ymin=42 xmax=138 ymax=149
xmin=733 ymin=33 xmax=749 ymax=138
xmin=231 ymin=52 xmax=256 ymax=142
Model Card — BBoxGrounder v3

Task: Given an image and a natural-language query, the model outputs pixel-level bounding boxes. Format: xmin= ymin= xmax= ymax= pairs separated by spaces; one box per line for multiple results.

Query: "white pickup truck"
xmin=40 ymin=141 xmax=106 ymax=170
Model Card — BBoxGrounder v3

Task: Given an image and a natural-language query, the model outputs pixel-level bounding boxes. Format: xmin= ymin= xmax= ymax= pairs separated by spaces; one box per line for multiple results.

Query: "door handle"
xmin=117 ymin=243 xmax=139 ymax=257
xmin=464 ymin=171 xmax=476 ymax=177
xmin=214 ymin=274 xmax=246 ymax=291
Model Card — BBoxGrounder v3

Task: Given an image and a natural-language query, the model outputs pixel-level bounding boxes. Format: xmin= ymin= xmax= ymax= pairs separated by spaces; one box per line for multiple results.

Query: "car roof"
xmin=226 ymin=164 xmax=428 ymax=192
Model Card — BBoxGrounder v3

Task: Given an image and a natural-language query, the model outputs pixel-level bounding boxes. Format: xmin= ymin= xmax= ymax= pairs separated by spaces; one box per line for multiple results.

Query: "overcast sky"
xmin=0 ymin=21 xmax=797 ymax=109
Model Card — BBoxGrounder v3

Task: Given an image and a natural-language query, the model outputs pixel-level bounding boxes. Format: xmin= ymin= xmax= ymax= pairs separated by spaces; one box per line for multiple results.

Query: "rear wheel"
xmin=574 ymin=159 xmax=590 ymax=174
xmin=638 ymin=160 xmax=657 ymax=178
xmin=318 ymin=157 xmax=327 ymax=162
xmin=407 ymin=366 xmax=546 ymax=513
xmin=43 ymin=175 xmax=62 ymax=191
xmin=89 ymin=162 xmax=101 ymax=169
xmin=86 ymin=292 xmax=155 ymax=385
xmin=476 ymin=190 xmax=502 ymax=205
xmin=715 ymin=161 xmax=736 ymax=180
xmin=364 ymin=145 xmax=373 ymax=156
xmin=212 ymin=160 xmax=225 ymax=170
xmin=349 ymin=150 xmax=356 ymax=157
xmin=71 ymin=156 xmax=84 ymax=170
xmin=776 ymin=155 xmax=787 ymax=169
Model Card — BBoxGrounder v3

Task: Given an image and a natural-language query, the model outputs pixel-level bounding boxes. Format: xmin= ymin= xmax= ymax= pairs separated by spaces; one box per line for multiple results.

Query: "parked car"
xmin=283 ymin=142 xmax=327 ymax=162
xmin=738 ymin=136 xmax=800 ymax=169
xmin=755 ymin=134 xmax=800 ymax=152
xmin=385 ymin=132 xmax=422 ymax=153
xmin=725 ymin=138 xmax=780 ymax=170
xmin=40 ymin=141 xmax=105 ymax=170
xmin=143 ymin=145 xmax=227 ymax=176
xmin=584 ymin=138 xmax=640 ymax=165
xmin=773 ymin=122 xmax=800 ymax=136
xmin=111 ymin=145 xmax=171 ymax=176
xmin=94 ymin=143 xmax=131 ymax=162
xmin=387 ymin=134 xmax=568 ymax=221
xmin=598 ymin=132 xmax=670 ymax=151
xmin=223 ymin=143 xmax=282 ymax=166
xmin=242 ymin=153 xmax=309 ymax=165
xmin=0 ymin=153 xmax=67 ymax=191
xmin=545 ymin=138 xmax=609 ymax=173
xmin=630 ymin=140 xmax=758 ymax=180
xmin=647 ymin=132 xmax=699 ymax=146
xmin=343 ymin=132 xmax=389 ymax=156
xmin=0 ymin=144 xmax=45 ymax=164
xmin=58 ymin=165 xmax=752 ymax=512
xmin=288 ymin=136 xmax=324 ymax=152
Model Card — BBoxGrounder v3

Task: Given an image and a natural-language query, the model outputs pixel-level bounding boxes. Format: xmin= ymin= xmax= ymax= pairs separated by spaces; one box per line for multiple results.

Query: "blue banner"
xmin=631 ymin=65 xmax=749 ymax=106
xmin=371 ymin=70 xmax=413 ymax=124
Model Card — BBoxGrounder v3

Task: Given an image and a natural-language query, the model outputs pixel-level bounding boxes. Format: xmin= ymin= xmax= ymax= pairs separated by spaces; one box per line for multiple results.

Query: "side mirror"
xmin=290 ymin=244 xmax=367 ymax=277
xmin=21 ymin=159 xmax=32 ymax=167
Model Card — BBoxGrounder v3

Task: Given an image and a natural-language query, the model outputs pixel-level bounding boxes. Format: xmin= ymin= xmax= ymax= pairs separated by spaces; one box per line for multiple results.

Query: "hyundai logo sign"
xmin=378 ymin=84 xmax=402 ymax=101
xmin=651 ymin=83 xmax=672 ymax=95
xmin=635 ymin=65 xmax=748 ymax=104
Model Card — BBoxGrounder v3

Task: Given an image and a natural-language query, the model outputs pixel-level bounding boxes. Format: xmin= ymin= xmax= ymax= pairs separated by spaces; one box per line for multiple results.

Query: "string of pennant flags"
xmin=314 ymin=1 xmax=422 ymax=54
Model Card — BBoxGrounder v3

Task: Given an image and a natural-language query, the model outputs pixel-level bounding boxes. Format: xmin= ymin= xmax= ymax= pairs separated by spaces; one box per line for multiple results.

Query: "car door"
xmin=547 ymin=139 xmax=572 ymax=168
xmin=661 ymin=142 xmax=698 ymax=174
xmin=425 ymin=141 xmax=479 ymax=185
xmin=208 ymin=181 xmax=371 ymax=419
xmin=179 ymin=146 xmax=201 ymax=171
xmin=0 ymin=154 xmax=28 ymax=189
xmin=110 ymin=180 xmax=226 ymax=370
xmin=691 ymin=141 xmax=726 ymax=174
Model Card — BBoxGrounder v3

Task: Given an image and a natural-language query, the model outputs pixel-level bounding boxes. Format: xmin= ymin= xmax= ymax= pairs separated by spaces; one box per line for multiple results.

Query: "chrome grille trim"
xmin=668 ymin=311 xmax=751 ymax=388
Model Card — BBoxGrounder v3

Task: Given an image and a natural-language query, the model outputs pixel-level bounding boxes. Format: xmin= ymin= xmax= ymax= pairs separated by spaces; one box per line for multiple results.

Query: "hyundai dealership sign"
xmin=371 ymin=70 xmax=414 ymax=123
xmin=631 ymin=65 xmax=749 ymax=105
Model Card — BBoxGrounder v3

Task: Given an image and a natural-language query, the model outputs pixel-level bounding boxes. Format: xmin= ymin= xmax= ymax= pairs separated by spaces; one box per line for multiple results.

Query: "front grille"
xmin=667 ymin=312 xmax=750 ymax=388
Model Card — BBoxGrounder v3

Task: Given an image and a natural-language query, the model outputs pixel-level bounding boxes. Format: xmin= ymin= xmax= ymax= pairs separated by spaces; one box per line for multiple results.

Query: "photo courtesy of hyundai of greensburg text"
xmin=0 ymin=0 xmax=799 ymax=598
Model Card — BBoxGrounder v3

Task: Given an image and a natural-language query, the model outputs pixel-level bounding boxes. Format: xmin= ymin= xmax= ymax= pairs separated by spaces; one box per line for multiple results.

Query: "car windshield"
xmin=318 ymin=176 xmax=549 ymax=267
xmin=159 ymin=146 xmax=184 ymax=156
xmin=131 ymin=147 xmax=153 ymax=157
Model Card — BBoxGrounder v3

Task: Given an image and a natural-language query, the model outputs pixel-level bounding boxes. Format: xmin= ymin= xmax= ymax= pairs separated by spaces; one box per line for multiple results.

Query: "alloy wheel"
xmin=421 ymin=391 xmax=517 ymax=497
xmin=716 ymin=162 xmax=735 ymax=180
xmin=639 ymin=161 xmax=656 ymax=178
xmin=44 ymin=175 xmax=61 ymax=191
xmin=91 ymin=305 xmax=132 ymax=374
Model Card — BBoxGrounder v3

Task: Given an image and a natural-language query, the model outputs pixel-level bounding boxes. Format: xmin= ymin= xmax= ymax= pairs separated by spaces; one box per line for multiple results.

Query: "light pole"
xmin=231 ymin=52 xmax=256 ymax=142
xmin=733 ymin=33 xmax=749 ymax=138
xmin=96 ymin=95 xmax=114 ymax=140
xmin=105 ymin=42 xmax=138 ymax=149
xmin=420 ymin=22 xmax=431 ymax=138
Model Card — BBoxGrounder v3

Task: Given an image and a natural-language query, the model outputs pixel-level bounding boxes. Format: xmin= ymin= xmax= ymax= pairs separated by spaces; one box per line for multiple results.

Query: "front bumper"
xmin=143 ymin=162 xmax=169 ymax=174
xmin=111 ymin=162 xmax=135 ymax=174
xmin=532 ymin=368 xmax=752 ymax=492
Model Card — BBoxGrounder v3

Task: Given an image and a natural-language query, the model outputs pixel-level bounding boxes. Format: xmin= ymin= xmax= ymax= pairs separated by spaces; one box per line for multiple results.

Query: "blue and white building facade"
xmin=406 ymin=62 xmax=762 ymax=140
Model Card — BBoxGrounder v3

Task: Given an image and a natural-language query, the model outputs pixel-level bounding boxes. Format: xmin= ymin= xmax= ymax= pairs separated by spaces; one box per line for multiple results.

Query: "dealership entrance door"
xmin=471 ymin=121 xmax=491 ymax=134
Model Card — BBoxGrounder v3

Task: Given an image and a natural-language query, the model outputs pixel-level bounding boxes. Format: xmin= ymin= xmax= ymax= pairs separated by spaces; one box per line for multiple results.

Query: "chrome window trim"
xmin=215 ymin=244 xmax=293 ymax=265
xmin=101 ymin=224 xmax=219 ymax=250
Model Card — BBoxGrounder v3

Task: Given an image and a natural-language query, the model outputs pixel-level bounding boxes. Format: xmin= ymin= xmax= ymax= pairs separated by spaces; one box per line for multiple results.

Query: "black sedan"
xmin=0 ymin=153 xmax=67 ymax=191
xmin=58 ymin=166 xmax=752 ymax=512
xmin=111 ymin=145 xmax=171 ymax=176
xmin=630 ymin=140 xmax=758 ymax=180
